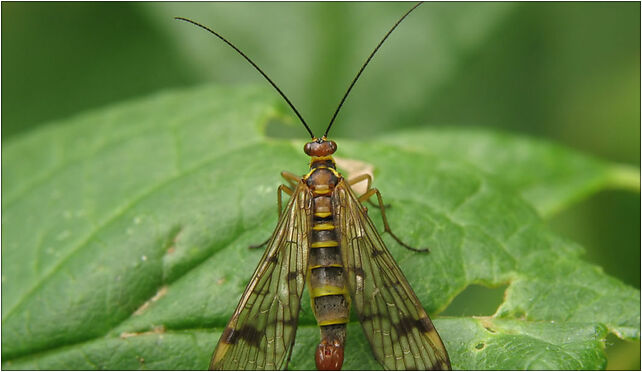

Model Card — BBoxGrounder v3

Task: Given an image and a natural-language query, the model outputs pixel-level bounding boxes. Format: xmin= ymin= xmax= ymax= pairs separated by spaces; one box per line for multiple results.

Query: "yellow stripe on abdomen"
xmin=312 ymin=223 xmax=335 ymax=231
xmin=311 ymin=241 xmax=338 ymax=248
xmin=318 ymin=317 xmax=350 ymax=326
xmin=310 ymin=284 xmax=349 ymax=298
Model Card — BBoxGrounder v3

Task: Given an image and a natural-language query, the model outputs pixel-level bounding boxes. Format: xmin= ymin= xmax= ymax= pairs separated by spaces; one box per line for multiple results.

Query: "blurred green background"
xmin=2 ymin=2 xmax=639 ymax=369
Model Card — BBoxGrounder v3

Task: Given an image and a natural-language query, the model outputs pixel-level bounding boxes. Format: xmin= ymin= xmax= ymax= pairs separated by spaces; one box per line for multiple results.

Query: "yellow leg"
xmin=351 ymin=173 xmax=388 ymax=209
xmin=281 ymin=171 xmax=300 ymax=189
xmin=357 ymin=188 xmax=376 ymax=203
xmin=278 ymin=171 xmax=300 ymax=217
xmin=250 ymin=179 xmax=295 ymax=250
xmin=360 ymin=187 xmax=429 ymax=253
xmin=277 ymin=184 xmax=294 ymax=217
xmin=348 ymin=173 xmax=372 ymax=190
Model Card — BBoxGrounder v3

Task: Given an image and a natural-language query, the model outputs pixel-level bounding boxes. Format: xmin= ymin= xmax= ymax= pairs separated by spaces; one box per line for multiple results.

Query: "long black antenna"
xmin=324 ymin=2 xmax=423 ymax=138
xmin=175 ymin=17 xmax=315 ymax=139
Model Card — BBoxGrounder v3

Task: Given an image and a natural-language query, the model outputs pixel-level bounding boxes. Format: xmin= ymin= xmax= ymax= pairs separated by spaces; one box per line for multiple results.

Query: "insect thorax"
xmin=305 ymin=158 xmax=340 ymax=192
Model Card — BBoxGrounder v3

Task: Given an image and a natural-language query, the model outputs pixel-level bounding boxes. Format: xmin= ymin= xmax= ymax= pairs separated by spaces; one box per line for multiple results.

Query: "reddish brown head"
xmin=315 ymin=340 xmax=344 ymax=370
xmin=304 ymin=138 xmax=337 ymax=157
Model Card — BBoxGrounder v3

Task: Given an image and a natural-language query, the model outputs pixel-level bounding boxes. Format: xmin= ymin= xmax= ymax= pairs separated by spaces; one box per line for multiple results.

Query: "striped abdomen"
xmin=306 ymin=165 xmax=350 ymax=370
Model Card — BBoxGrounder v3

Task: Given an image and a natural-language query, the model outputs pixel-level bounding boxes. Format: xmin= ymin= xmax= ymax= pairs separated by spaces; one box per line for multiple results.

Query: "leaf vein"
xmin=3 ymin=142 xmax=255 ymax=321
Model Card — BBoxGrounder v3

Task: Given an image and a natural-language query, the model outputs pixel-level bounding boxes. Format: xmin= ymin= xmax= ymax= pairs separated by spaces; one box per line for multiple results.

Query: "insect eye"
xmin=329 ymin=141 xmax=337 ymax=153
xmin=304 ymin=141 xmax=337 ymax=157
xmin=304 ymin=142 xmax=315 ymax=156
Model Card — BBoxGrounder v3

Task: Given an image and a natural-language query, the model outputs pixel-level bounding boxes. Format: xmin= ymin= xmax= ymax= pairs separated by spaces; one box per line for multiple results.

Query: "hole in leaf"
xmin=441 ymin=284 xmax=507 ymax=317
xmin=605 ymin=333 xmax=641 ymax=370
xmin=548 ymin=190 xmax=640 ymax=290
xmin=474 ymin=342 xmax=485 ymax=350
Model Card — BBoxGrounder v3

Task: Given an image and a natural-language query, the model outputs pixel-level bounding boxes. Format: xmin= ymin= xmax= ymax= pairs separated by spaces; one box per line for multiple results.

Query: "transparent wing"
xmin=210 ymin=181 xmax=312 ymax=370
xmin=332 ymin=179 xmax=451 ymax=370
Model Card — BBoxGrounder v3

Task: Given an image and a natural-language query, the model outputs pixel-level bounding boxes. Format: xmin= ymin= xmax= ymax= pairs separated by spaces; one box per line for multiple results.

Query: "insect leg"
xmin=277 ymin=184 xmax=294 ymax=217
xmin=249 ymin=183 xmax=294 ymax=250
xmin=281 ymin=171 xmax=300 ymax=188
xmin=348 ymin=173 xmax=372 ymax=189
xmin=249 ymin=237 xmax=271 ymax=250
xmin=349 ymin=174 xmax=390 ymax=209
xmin=359 ymin=188 xmax=429 ymax=253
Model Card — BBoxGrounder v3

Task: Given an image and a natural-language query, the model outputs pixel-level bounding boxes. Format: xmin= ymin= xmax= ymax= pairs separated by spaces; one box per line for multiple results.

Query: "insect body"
xmin=177 ymin=3 xmax=450 ymax=370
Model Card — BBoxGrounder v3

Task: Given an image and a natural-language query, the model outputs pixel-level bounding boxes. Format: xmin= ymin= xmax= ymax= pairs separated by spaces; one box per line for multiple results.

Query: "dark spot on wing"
xmin=371 ymin=250 xmax=383 ymax=258
xmin=287 ymin=271 xmax=300 ymax=281
xmin=284 ymin=318 xmax=298 ymax=328
xmin=221 ymin=327 xmax=238 ymax=344
xmin=394 ymin=316 xmax=434 ymax=338
xmin=418 ymin=317 xmax=435 ymax=333
xmin=236 ymin=325 xmax=262 ymax=347
xmin=268 ymin=255 xmax=278 ymax=263
xmin=396 ymin=316 xmax=417 ymax=337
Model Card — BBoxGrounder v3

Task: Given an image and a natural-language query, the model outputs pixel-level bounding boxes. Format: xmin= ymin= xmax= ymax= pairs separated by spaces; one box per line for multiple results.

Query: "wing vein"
xmin=333 ymin=179 xmax=450 ymax=370
xmin=210 ymin=182 xmax=312 ymax=370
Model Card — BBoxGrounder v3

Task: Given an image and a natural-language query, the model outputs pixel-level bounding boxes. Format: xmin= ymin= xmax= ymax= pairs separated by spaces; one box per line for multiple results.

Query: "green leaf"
xmin=2 ymin=85 xmax=638 ymax=370
xmin=378 ymin=129 xmax=640 ymax=218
